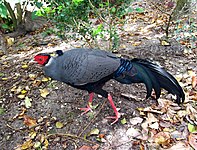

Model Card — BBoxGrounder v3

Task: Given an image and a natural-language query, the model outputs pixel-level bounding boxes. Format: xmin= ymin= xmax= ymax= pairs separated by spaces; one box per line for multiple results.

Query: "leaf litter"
xmin=0 ymin=1 xmax=197 ymax=150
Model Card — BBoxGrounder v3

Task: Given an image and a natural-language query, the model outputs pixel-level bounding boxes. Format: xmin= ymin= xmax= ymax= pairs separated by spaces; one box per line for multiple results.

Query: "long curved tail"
xmin=114 ymin=58 xmax=185 ymax=104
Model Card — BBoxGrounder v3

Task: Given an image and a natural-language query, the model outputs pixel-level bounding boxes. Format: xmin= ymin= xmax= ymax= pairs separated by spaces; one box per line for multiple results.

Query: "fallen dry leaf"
xmin=154 ymin=132 xmax=171 ymax=148
xmin=32 ymin=80 xmax=42 ymax=87
xmin=21 ymin=140 xmax=33 ymax=149
xmin=42 ymin=77 xmax=49 ymax=82
xmin=24 ymin=96 xmax=32 ymax=108
xmin=88 ymin=128 xmax=100 ymax=136
xmin=29 ymin=131 xmax=37 ymax=139
xmin=43 ymin=138 xmax=49 ymax=149
xmin=78 ymin=145 xmax=93 ymax=150
xmin=192 ymin=76 xmax=197 ymax=88
xmin=17 ymin=94 xmax=26 ymax=99
xmin=21 ymin=64 xmax=28 ymax=69
xmin=129 ymin=117 xmax=143 ymax=125
xmin=1 ymin=77 xmax=8 ymax=80
xmin=126 ymin=127 xmax=141 ymax=138
xmin=29 ymin=74 xmax=37 ymax=80
xmin=161 ymin=40 xmax=170 ymax=46
xmin=55 ymin=121 xmax=64 ymax=129
xmin=34 ymin=141 xmax=41 ymax=149
xmin=165 ymin=141 xmax=190 ymax=150
xmin=39 ymin=88 xmax=49 ymax=98
xmin=7 ymin=37 xmax=14 ymax=46
xmin=23 ymin=115 xmax=37 ymax=128
xmin=21 ymin=89 xmax=27 ymax=94
xmin=189 ymin=133 xmax=197 ymax=149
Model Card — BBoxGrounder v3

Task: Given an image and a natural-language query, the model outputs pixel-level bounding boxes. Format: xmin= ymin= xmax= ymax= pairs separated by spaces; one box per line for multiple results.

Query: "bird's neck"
xmin=45 ymin=57 xmax=54 ymax=67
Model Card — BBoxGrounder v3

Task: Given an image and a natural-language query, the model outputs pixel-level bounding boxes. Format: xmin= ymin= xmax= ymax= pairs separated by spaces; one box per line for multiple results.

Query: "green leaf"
xmin=111 ymin=7 xmax=116 ymax=13
xmin=34 ymin=141 xmax=41 ymax=148
xmin=72 ymin=0 xmax=84 ymax=5
xmin=92 ymin=24 xmax=103 ymax=36
xmin=35 ymin=1 xmax=43 ymax=8
xmin=31 ymin=11 xmax=39 ymax=20
xmin=44 ymin=7 xmax=52 ymax=14
xmin=188 ymin=123 xmax=197 ymax=133
xmin=56 ymin=121 xmax=64 ymax=128
xmin=135 ymin=7 xmax=144 ymax=13
xmin=126 ymin=7 xmax=133 ymax=13
xmin=88 ymin=128 xmax=99 ymax=136
xmin=0 ymin=3 xmax=8 ymax=18
xmin=0 ymin=72 xmax=4 ymax=77
xmin=121 ymin=118 xmax=127 ymax=124
xmin=99 ymin=3 xmax=103 ymax=8
xmin=0 ymin=107 xmax=5 ymax=115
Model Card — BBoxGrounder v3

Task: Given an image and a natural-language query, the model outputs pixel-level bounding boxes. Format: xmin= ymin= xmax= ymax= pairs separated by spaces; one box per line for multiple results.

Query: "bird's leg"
xmin=80 ymin=92 xmax=94 ymax=115
xmin=106 ymin=94 xmax=121 ymax=125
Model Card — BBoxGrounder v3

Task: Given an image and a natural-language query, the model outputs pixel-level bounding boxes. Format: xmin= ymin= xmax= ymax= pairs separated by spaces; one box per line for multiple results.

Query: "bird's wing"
xmin=59 ymin=49 xmax=120 ymax=85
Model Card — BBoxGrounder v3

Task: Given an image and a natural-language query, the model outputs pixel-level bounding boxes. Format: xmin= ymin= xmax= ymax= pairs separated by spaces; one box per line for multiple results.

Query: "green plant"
xmin=0 ymin=0 xmax=43 ymax=33
xmin=0 ymin=1 xmax=11 ymax=31
xmin=36 ymin=0 xmax=133 ymax=50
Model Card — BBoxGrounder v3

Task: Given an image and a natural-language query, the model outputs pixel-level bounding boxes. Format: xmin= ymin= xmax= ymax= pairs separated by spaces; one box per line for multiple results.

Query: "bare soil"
xmin=1 ymin=34 xmax=195 ymax=150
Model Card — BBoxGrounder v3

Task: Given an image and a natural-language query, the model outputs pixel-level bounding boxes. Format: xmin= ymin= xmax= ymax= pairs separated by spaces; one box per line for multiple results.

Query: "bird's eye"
xmin=39 ymin=58 xmax=42 ymax=61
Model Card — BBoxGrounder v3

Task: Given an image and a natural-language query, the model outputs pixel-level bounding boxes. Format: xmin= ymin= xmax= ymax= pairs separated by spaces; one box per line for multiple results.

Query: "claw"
xmin=106 ymin=94 xmax=121 ymax=125
xmin=79 ymin=93 xmax=94 ymax=115
xmin=80 ymin=104 xmax=93 ymax=115
xmin=106 ymin=112 xmax=121 ymax=125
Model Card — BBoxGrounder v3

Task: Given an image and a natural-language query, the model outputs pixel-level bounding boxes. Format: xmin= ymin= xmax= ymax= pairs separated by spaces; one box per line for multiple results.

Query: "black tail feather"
xmin=114 ymin=58 xmax=185 ymax=104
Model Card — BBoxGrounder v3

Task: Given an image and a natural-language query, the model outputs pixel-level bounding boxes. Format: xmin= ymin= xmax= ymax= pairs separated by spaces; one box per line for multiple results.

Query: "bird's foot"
xmin=106 ymin=112 xmax=121 ymax=125
xmin=79 ymin=103 xmax=93 ymax=115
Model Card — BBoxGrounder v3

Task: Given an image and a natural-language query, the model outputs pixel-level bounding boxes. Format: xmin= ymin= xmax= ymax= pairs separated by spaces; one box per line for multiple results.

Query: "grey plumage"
xmin=35 ymin=48 xmax=185 ymax=104
xmin=34 ymin=48 xmax=185 ymax=124
xmin=44 ymin=48 xmax=120 ymax=85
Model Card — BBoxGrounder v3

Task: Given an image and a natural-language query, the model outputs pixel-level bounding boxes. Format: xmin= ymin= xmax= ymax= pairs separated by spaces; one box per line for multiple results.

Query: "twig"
xmin=88 ymin=0 xmax=107 ymax=24
xmin=6 ymin=123 xmax=24 ymax=132
xmin=47 ymin=133 xmax=98 ymax=145
xmin=77 ymin=99 xmax=107 ymax=137
xmin=6 ymin=122 xmax=46 ymax=132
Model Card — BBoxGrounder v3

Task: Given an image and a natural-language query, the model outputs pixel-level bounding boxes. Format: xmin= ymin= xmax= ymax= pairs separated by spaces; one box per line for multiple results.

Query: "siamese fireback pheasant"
xmin=34 ymin=48 xmax=185 ymax=124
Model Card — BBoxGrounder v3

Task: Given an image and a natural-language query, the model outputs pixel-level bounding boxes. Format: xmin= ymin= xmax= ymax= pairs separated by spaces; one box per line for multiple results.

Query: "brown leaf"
xmin=7 ymin=37 xmax=14 ymax=46
xmin=132 ymin=41 xmax=141 ymax=46
xmin=92 ymin=144 xmax=99 ymax=150
xmin=21 ymin=64 xmax=28 ymax=69
xmin=189 ymin=133 xmax=197 ymax=149
xmin=32 ymin=80 xmax=42 ymax=87
xmin=192 ymin=76 xmax=197 ymax=88
xmin=154 ymin=132 xmax=171 ymax=148
xmin=161 ymin=40 xmax=170 ymax=46
xmin=98 ymin=134 xmax=105 ymax=139
xmin=21 ymin=140 xmax=33 ymax=149
xmin=29 ymin=74 xmax=37 ymax=80
xmin=13 ymin=107 xmax=27 ymax=119
xmin=17 ymin=94 xmax=26 ymax=99
xmin=39 ymin=88 xmax=49 ymax=98
xmin=78 ymin=145 xmax=93 ymax=150
xmin=23 ymin=115 xmax=37 ymax=127
xmin=42 ymin=77 xmax=49 ymax=82
xmin=190 ymin=92 xmax=197 ymax=101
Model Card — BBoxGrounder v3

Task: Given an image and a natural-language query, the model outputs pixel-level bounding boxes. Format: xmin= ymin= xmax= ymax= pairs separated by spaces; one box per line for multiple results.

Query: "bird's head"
xmin=34 ymin=53 xmax=51 ymax=66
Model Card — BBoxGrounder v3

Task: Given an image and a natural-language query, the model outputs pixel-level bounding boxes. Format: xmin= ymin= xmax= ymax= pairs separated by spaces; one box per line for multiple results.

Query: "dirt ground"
xmin=1 ymin=34 xmax=196 ymax=149
xmin=0 ymin=4 xmax=197 ymax=149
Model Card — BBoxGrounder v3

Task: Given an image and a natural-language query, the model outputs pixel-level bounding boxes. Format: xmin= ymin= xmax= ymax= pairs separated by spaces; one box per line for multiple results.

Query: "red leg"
xmin=80 ymin=92 xmax=94 ymax=115
xmin=106 ymin=94 xmax=121 ymax=125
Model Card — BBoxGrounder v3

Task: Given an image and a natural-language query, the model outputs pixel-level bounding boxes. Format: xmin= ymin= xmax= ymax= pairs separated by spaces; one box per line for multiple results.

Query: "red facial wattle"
xmin=34 ymin=55 xmax=49 ymax=65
